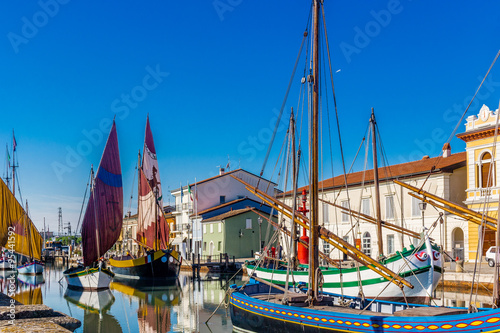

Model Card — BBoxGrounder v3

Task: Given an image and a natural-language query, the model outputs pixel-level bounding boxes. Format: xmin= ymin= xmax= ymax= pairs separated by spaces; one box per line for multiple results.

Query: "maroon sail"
xmin=137 ymin=116 xmax=169 ymax=250
xmin=82 ymin=121 xmax=123 ymax=267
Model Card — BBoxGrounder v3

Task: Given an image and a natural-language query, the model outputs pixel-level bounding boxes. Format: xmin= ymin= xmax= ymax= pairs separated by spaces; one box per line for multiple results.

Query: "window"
xmin=246 ymin=218 xmax=252 ymax=229
xmin=218 ymin=241 xmax=222 ymax=251
xmin=341 ymin=200 xmax=349 ymax=222
xmin=323 ymin=240 xmax=330 ymax=254
xmin=203 ymin=225 xmax=206 ymax=234
xmin=220 ymin=196 xmax=226 ymax=204
xmin=203 ymin=242 xmax=207 ymax=251
xmin=322 ymin=203 xmax=329 ymax=224
xmin=387 ymin=234 xmax=395 ymax=254
xmin=362 ymin=232 xmax=371 ymax=257
xmin=385 ymin=195 xmax=394 ymax=220
xmin=412 ymin=197 xmax=422 ymax=217
xmin=477 ymin=152 xmax=496 ymax=188
xmin=361 ymin=198 xmax=370 ymax=216
xmin=210 ymin=224 xmax=213 ymax=233
xmin=218 ymin=223 xmax=222 ymax=233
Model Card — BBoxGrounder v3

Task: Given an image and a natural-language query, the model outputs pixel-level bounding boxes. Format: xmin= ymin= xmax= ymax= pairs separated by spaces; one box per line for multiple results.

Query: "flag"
xmin=12 ymin=132 xmax=16 ymax=152
xmin=6 ymin=146 xmax=10 ymax=162
xmin=180 ymin=182 xmax=184 ymax=201
xmin=188 ymin=184 xmax=193 ymax=201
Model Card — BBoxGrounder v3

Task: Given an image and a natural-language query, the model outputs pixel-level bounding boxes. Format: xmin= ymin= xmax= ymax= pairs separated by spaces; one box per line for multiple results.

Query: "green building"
xmin=201 ymin=207 xmax=277 ymax=259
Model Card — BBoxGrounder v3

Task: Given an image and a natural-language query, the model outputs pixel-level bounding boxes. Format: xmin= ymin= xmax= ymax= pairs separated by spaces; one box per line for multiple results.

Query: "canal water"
xmin=1 ymin=262 xmax=244 ymax=332
xmin=0 ymin=262 xmax=495 ymax=332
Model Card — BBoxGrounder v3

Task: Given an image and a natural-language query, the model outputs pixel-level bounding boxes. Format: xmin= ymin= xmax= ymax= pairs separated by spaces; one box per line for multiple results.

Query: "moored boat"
xmin=17 ymin=261 xmax=44 ymax=275
xmin=64 ymin=120 xmax=123 ymax=290
xmin=109 ymin=116 xmax=181 ymax=281
xmin=229 ymin=1 xmax=500 ymax=332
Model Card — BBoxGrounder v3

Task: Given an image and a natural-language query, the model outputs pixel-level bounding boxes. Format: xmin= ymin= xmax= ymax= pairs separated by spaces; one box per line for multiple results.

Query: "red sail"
xmin=82 ymin=121 xmax=123 ymax=267
xmin=137 ymin=116 xmax=169 ymax=250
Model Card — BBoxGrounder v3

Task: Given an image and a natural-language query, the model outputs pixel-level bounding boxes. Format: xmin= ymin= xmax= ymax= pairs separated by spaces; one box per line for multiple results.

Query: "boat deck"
xmin=248 ymin=292 xmax=469 ymax=317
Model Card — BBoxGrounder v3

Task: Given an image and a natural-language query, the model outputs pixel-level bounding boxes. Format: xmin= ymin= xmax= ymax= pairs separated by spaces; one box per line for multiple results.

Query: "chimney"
xmin=219 ymin=167 xmax=225 ymax=175
xmin=442 ymin=143 xmax=451 ymax=158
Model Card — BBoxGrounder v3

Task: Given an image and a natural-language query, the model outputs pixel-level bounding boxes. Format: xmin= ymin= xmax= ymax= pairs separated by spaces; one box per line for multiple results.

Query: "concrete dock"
xmin=0 ymin=293 xmax=80 ymax=333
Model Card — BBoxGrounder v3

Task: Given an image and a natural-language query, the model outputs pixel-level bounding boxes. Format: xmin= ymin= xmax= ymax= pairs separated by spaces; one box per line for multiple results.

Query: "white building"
xmin=285 ymin=146 xmax=467 ymax=262
xmin=171 ymin=168 xmax=277 ymax=260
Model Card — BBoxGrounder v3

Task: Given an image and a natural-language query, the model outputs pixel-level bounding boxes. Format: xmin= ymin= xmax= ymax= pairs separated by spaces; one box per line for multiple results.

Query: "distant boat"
xmin=63 ymin=120 xmax=123 ymax=290
xmin=0 ymin=132 xmax=44 ymax=275
xmin=109 ymin=116 xmax=181 ymax=281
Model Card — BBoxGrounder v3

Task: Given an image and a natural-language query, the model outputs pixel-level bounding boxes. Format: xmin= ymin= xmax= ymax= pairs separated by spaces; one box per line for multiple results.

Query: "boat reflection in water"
xmin=64 ymin=288 xmax=121 ymax=332
xmin=111 ymin=279 xmax=181 ymax=333
xmin=0 ymin=271 xmax=44 ymax=305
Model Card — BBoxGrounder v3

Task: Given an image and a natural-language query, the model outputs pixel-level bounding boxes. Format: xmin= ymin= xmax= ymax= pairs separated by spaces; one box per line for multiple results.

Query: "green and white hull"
xmin=246 ymin=242 xmax=442 ymax=303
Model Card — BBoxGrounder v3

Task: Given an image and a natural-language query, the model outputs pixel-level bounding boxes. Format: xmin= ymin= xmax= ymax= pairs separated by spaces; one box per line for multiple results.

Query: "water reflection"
xmin=435 ymin=287 xmax=494 ymax=309
xmin=111 ymin=280 xmax=181 ymax=333
xmin=64 ymin=289 xmax=121 ymax=332
xmin=0 ymin=270 xmax=44 ymax=305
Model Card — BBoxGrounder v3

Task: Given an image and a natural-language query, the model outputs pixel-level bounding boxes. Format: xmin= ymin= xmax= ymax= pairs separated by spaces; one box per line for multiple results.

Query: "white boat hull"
xmin=64 ymin=266 xmax=114 ymax=290
xmin=64 ymin=288 xmax=115 ymax=312
xmin=17 ymin=262 xmax=44 ymax=275
xmin=248 ymin=245 xmax=442 ymax=302
xmin=0 ymin=260 xmax=14 ymax=271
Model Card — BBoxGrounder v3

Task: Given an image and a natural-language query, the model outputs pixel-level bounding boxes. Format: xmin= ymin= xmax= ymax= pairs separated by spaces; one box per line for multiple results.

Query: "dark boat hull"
xmin=229 ymin=281 xmax=500 ymax=333
xmin=109 ymin=249 xmax=181 ymax=281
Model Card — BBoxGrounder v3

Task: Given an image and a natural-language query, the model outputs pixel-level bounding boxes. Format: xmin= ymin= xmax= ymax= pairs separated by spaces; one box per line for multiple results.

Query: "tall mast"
xmin=308 ymin=0 xmax=320 ymax=304
xmin=290 ymin=110 xmax=298 ymax=269
xmin=12 ymin=131 xmax=16 ymax=197
xmin=90 ymin=165 xmax=101 ymax=262
xmin=371 ymin=108 xmax=384 ymax=258
xmin=137 ymin=150 xmax=142 ymax=254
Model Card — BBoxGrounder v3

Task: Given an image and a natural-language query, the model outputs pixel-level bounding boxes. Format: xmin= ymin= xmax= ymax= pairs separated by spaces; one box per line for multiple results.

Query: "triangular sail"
xmin=82 ymin=121 xmax=123 ymax=267
xmin=137 ymin=116 xmax=169 ymax=250
xmin=0 ymin=178 xmax=43 ymax=260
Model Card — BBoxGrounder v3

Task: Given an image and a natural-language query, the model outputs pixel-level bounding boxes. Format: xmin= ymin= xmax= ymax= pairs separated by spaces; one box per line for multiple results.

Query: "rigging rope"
xmin=420 ymin=49 xmax=500 ymax=191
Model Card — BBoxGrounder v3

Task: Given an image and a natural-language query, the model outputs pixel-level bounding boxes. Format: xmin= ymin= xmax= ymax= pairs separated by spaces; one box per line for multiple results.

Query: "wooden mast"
xmin=138 ymin=150 xmax=142 ymax=255
xmin=308 ymin=0 xmax=320 ymax=304
xmin=290 ymin=110 xmax=299 ymax=269
xmin=371 ymin=108 xmax=384 ymax=258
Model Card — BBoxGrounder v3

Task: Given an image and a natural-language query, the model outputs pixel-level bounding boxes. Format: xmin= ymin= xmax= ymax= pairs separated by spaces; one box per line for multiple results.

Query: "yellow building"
xmin=457 ymin=104 xmax=499 ymax=261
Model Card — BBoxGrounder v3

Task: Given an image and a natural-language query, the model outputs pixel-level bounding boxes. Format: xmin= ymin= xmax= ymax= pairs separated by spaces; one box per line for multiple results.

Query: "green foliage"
xmin=55 ymin=236 xmax=81 ymax=246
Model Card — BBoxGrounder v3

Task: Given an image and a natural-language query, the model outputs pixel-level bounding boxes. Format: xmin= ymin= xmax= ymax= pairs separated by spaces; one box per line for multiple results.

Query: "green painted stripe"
xmin=254 ymin=265 xmax=437 ymax=289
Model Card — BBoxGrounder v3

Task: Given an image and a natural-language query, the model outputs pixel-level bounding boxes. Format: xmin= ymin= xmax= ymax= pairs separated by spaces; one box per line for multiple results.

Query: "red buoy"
xmin=297 ymin=228 xmax=309 ymax=264
xmin=297 ymin=189 xmax=310 ymax=264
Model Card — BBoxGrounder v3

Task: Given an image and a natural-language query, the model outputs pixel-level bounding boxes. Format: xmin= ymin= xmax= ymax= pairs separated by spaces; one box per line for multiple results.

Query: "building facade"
xmin=284 ymin=148 xmax=467 ymax=262
xmin=458 ymin=104 xmax=500 ymax=261
xmin=170 ymin=168 xmax=277 ymax=260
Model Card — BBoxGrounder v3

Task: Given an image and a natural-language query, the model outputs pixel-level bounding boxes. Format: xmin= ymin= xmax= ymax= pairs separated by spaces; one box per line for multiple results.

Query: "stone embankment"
xmin=0 ymin=293 xmax=80 ymax=332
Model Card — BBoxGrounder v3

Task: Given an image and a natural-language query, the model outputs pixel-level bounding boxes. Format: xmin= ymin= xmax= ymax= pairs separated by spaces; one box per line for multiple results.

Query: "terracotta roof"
xmin=290 ymin=152 xmax=466 ymax=194
xmin=202 ymin=207 xmax=256 ymax=222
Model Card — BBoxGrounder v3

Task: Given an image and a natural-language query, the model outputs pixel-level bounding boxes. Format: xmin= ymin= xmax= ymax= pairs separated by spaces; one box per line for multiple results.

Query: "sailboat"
xmin=109 ymin=116 xmax=181 ymax=281
xmin=0 ymin=133 xmax=44 ymax=274
xmin=63 ymin=120 xmax=123 ymax=290
xmin=229 ymin=2 xmax=500 ymax=332
xmin=244 ymin=110 xmax=442 ymax=303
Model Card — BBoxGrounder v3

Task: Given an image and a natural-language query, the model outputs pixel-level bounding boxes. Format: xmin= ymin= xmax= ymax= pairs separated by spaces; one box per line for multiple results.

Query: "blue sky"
xmin=0 ymin=1 xmax=499 ymax=233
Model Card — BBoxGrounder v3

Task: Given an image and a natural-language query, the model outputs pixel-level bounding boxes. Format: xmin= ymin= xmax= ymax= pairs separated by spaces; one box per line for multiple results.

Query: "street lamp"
xmin=419 ymin=201 xmax=427 ymax=228
xmin=258 ymin=216 xmax=263 ymax=253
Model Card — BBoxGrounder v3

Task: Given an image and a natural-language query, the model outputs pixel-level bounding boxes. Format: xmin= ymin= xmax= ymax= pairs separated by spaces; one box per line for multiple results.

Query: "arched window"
xmin=362 ymin=232 xmax=371 ymax=257
xmin=477 ymin=152 xmax=496 ymax=188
